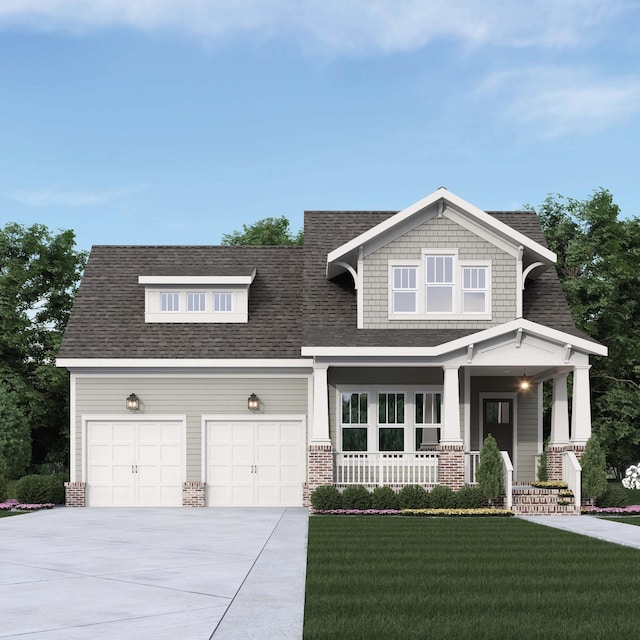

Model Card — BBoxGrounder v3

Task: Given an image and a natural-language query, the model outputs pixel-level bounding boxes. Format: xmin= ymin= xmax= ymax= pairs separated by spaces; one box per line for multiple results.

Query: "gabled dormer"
xmin=139 ymin=267 xmax=256 ymax=323
xmin=326 ymin=188 xmax=556 ymax=329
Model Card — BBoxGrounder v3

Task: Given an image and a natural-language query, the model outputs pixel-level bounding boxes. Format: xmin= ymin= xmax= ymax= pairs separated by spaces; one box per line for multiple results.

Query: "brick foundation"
xmin=64 ymin=482 xmax=86 ymax=507
xmin=512 ymin=486 xmax=580 ymax=515
xmin=304 ymin=443 xmax=333 ymax=507
xmin=572 ymin=444 xmax=586 ymax=462
xmin=182 ymin=481 xmax=206 ymax=507
xmin=437 ymin=444 xmax=465 ymax=490
xmin=546 ymin=445 xmax=567 ymax=481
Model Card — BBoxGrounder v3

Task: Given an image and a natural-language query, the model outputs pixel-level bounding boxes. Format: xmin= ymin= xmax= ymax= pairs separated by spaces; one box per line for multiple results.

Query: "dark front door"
xmin=482 ymin=399 xmax=513 ymax=460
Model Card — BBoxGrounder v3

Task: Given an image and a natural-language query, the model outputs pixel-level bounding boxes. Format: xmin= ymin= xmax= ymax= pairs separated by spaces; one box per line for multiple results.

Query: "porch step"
xmin=511 ymin=486 xmax=580 ymax=516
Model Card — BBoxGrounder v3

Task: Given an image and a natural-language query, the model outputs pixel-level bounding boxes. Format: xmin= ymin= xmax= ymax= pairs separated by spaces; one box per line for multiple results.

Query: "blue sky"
xmin=1 ymin=0 xmax=639 ymax=251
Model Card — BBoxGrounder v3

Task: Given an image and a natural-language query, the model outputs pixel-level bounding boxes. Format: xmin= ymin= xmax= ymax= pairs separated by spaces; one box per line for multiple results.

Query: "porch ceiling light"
xmin=126 ymin=393 xmax=140 ymax=411
xmin=519 ymin=377 xmax=531 ymax=391
xmin=248 ymin=393 xmax=260 ymax=411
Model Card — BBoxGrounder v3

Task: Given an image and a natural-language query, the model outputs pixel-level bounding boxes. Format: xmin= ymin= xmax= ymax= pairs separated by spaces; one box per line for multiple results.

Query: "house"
xmin=56 ymin=188 xmax=606 ymax=511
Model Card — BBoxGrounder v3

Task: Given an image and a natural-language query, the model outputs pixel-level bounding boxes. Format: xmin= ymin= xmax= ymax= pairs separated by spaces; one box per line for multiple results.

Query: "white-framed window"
xmin=187 ymin=292 xmax=206 ymax=312
xmin=338 ymin=387 xmax=443 ymax=452
xmin=391 ymin=267 xmax=418 ymax=313
xmin=425 ymin=254 xmax=454 ymax=313
xmin=214 ymin=292 xmax=233 ymax=313
xmin=388 ymin=252 xmax=491 ymax=319
xmin=161 ymin=292 xmax=180 ymax=312
xmin=341 ymin=392 xmax=368 ymax=451
xmin=461 ymin=266 xmax=488 ymax=313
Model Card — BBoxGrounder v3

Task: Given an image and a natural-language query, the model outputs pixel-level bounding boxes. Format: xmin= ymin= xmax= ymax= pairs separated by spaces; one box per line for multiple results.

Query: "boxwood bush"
xmin=371 ymin=486 xmax=400 ymax=510
xmin=428 ymin=485 xmax=456 ymax=508
xmin=341 ymin=485 xmax=372 ymax=510
xmin=15 ymin=474 xmax=65 ymax=505
xmin=596 ymin=484 xmax=628 ymax=508
xmin=310 ymin=485 xmax=343 ymax=510
xmin=455 ymin=485 xmax=485 ymax=509
xmin=398 ymin=485 xmax=429 ymax=509
xmin=0 ymin=455 xmax=7 ymax=502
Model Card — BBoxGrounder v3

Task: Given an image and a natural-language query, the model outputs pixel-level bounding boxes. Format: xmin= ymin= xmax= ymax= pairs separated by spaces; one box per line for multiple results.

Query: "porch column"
xmin=438 ymin=366 xmax=464 ymax=490
xmin=547 ymin=372 xmax=570 ymax=481
xmin=306 ymin=362 xmax=333 ymax=507
xmin=571 ymin=365 xmax=592 ymax=452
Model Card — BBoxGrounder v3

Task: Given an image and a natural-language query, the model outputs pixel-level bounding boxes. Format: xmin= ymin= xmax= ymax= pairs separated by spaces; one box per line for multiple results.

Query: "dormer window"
xmin=389 ymin=251 xmax=491 ymax=320
xmin=140 ymin=269 xmax=255 ymax=323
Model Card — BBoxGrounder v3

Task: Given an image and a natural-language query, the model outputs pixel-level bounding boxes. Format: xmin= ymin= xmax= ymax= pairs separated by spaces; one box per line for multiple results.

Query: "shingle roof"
xmin=58 ymin=206 xmax=597 ymax=360
xmin=58 ymin=246 xmax=303 ymax=359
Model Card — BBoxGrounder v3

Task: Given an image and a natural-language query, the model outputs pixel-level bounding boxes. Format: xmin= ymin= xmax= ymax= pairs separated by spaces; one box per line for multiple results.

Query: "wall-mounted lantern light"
xmin=126 ymin=393 xmax=140 ymax=411
xmin=248 ymin=393 xmax=260 ymax=411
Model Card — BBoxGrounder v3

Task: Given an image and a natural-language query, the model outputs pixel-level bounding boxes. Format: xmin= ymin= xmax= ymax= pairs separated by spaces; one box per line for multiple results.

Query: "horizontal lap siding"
xmin=75 ymin=376 xmax=309 ymax=481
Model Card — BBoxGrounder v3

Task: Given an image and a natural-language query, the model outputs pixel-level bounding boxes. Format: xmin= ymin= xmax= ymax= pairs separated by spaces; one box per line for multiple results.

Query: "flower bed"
xmin=0 ymin=499 xmax=55 ymax=511
xmin=530 ymin=481 xmax=568 ymax=489
xmin=582 ymin=504 xmax=640 ymax=515
xmin=312 ymin=508 xmax=514 ymax=517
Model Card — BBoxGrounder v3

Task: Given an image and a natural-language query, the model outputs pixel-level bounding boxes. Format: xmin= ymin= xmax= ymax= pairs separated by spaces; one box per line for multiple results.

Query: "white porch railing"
xmin=563 ymin=450 xmax=582 ymax=509
xmin=334 ymin=452 xmax=439 ymax=486
xmin=501 ymin=451 xmax=514 ymax=510
xmin=465 ymin=451 xmax=480 ymax=484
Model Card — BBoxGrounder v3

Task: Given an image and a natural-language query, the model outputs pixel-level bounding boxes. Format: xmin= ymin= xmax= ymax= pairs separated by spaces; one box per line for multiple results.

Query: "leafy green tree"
xmin=0 ymin=222 xmax=86 ymax=476
xmin=536 ymin=190 xmax=640 ymax=477
xmin=476 ymin=434 xmax=504 ymax=505
xmin=580 ymin=435 xmax=608 ymax=504
xmin=221 ymin=216 xmax=303 ymax=246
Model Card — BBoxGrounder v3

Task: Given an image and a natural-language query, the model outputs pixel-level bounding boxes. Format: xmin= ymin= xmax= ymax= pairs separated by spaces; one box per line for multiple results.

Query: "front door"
xmin=482 ymin=399 xmax=513 ymax=460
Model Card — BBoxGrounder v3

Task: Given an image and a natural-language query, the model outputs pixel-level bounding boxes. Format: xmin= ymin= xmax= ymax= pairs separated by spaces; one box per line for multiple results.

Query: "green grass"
xmin=0 ymin=511 xmax=26 ymax=518
xmin=304 ymin=517 xmax=640 ymax=640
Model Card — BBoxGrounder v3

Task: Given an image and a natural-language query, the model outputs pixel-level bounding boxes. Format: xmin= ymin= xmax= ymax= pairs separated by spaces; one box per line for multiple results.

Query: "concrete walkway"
xmin=0 ymin=507 xmax=308 ymax=640
xmin=521 ymin=514 xmax=640 ymax=550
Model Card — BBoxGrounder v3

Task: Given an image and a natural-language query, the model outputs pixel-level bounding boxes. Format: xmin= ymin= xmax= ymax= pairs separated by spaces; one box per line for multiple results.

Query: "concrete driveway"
xmin=0 ymin=507 xmax=308 ymax=640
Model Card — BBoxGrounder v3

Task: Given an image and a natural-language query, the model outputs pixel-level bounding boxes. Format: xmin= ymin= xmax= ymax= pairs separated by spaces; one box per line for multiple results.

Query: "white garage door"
xmin=86 ymin=420 xmax=184 ymax=507
xmin=205 ymin=419 xmax=306 ymax=507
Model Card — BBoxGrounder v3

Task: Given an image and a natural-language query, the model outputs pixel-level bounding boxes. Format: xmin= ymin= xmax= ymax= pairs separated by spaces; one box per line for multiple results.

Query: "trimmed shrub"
xmin=310 ymin=485 xmax=343 ymax=510
xmin=341 ymin=485 xmax=372 ymax=510
xmin=454 ymin=485 xmax=485 ymax=509
xmin=371 ymin=486 xmax=400 ymax=510
xmin=597 ymin=485 xmax=628 ymax=508
xmin=428 ymin=485 xmax=456 ymax=509
xmin=0 ymin=454 xmax=7 ymax=502
xmin=581 ymin=436 xmax=608 ymax=503
xmin=398 ymin=485 xmax=429 ymax=509
xmin=537 ymin=450 xmax=548 ymax=482
xmin=477 ymin=434 xmax=504 ymax=504
xmin=15 ymin=474 xmax=65 ymax=505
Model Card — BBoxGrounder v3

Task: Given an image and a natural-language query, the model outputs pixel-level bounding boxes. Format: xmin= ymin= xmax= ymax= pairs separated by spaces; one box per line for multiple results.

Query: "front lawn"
xmin=304 ymin=517 xmax=640 ymax=639
xmin=602 ymin=516 xmax=640 ymax=526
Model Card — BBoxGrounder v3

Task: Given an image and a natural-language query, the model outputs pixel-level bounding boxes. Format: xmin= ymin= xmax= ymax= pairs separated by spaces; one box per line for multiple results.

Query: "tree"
xmin=476 ymin=434 xmax=504 ymax=505
xmin=0 ymin=222 xmax=87 ymax=476
xmin=580 ymin=435 xmax=608 ymax=504
xmin=221 ymin=216 xmax=303 ymax=246
xmin=536 ymin=189 xmax=640 ymax=477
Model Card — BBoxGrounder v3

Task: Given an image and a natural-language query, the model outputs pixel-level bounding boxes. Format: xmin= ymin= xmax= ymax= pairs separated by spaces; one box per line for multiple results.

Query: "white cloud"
xmin=9 ymin=186 xmax=141 ymax=207
xmin=478 ymin=67 xmax=640 ymax=137
xmin=0 ymin=0 xmax=631 ymax=55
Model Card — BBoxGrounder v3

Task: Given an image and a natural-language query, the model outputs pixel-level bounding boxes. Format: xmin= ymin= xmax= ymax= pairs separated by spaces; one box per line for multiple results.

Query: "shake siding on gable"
xmin=362 ymin=215 xmax=517 ymax=329
xmin=74 ymin=376 xmax=309 ymax=480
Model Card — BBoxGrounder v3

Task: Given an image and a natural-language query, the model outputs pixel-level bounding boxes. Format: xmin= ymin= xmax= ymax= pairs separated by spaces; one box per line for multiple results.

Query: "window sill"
xmin=388 ymin=313 xmax=492 ymax=321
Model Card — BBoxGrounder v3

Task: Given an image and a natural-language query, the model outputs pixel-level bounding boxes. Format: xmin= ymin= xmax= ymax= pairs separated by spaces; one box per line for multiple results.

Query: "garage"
xmin=86 ymin=419 xmax=184 ymax=507
xmin=205 ymin=416 xmax=306 ymax=507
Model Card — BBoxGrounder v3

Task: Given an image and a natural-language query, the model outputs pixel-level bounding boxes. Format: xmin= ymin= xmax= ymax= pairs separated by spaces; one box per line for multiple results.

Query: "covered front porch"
xmin=304 ymin=322 xmax=606 ymax=512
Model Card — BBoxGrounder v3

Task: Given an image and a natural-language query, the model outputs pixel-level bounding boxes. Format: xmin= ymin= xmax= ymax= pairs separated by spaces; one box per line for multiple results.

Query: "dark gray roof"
xmin=58 ymin=246 xmax=302 ymax=359
xmin=59 ymin=207 xmax=597 ymax=361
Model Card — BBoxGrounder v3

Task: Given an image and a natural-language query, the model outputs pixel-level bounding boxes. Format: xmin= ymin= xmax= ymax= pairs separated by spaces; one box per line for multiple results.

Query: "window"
xmin=214 ymin=292 xmax=233 ymax=312
xmin=378 ymin=393 xmax=404 ymax=451
xmin=425 ymin=254 xmax=454 ymax=313
xmin=462 ymin=266 xmax=488 ymax=313
xmin=391 ymin=267 xmax=417 ymax=313
xmin=161 ymin=292 xmax=180 ymax=312
xmin=341 ymin=393 xmax=368 ymax=451
xmin=187 ymin=292 xmax=206 ymax=312
xmin=415 ymin=392 xmax=442 ymax=450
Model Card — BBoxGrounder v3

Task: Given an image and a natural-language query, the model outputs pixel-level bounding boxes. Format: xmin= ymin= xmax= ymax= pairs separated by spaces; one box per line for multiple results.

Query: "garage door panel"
xmin=87 ymin=420 xmax=183 ymax=507
xmin=206 ymin=419 xmax=304 ymax=507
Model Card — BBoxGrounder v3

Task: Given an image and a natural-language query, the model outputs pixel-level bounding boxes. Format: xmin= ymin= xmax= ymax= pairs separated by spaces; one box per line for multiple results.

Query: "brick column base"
xmin=571 ymin=444 xmax=586 ymax=462
xmin=64 ymin=482 xmax=86 ymax=507
xmin=546 ymin=445 xmax=567 ymax=481
xmin=437 ymin=444 xmax=465 ymax=490
xmin=304 ymin=444 xmax=333 ymax=507
xmin=182 ymin=482 xmax=206 ymax=507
